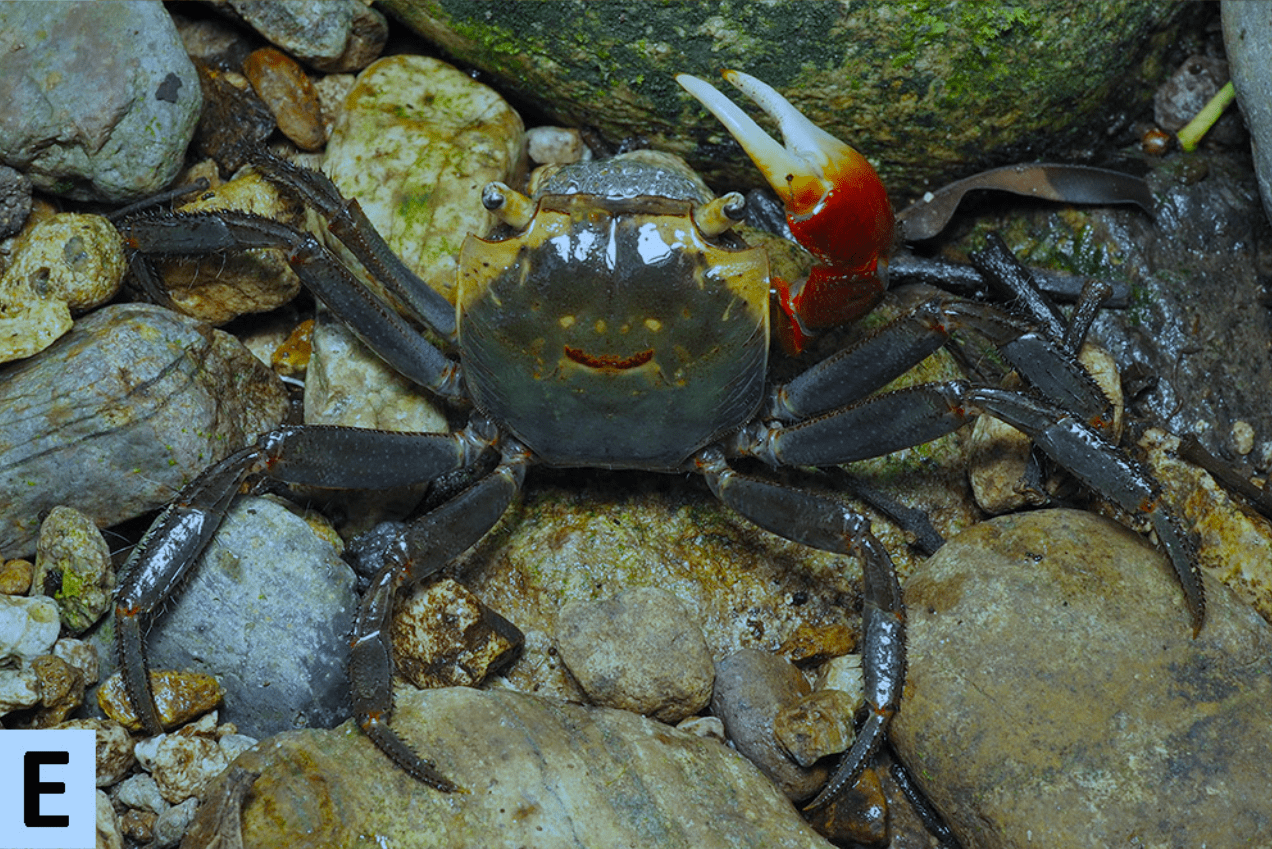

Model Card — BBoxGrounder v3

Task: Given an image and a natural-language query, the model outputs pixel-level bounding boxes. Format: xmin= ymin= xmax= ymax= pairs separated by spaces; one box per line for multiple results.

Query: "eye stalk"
xmin=678 ymin=71 xmax=896 ymax=353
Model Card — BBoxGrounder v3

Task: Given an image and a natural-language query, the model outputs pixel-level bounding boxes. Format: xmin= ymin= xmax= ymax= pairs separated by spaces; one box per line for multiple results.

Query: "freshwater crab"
xmin=113 ymin=70 xmax=1205 ymax=817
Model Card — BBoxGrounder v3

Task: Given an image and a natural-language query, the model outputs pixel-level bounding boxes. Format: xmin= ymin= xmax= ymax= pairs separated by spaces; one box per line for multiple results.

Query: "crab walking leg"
xmin=117 ymin=212 xmax=464 ymax=402
xmin=116 ymin=426 xmax=487 ymax=734
xmin=246 ymin=149 xmax=459 ymax=342
xmin=744 ymin=383 xmax=1206 ymax=632
xmin=350 ymin=451 xmax=529 ymax=792
xmin=694 ymin=448 xmax=904 ymax=810
xmin=768 ymin=296 xmax=1113 ymax=428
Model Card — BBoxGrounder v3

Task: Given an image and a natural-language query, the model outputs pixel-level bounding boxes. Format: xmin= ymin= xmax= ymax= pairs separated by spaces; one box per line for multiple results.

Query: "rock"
xmin=1137 ymin=428 xmax=1272 ymax=622
xmin=391 ymin=577 xmax=522 ymax=689
xmin=59 ymin=717 xmax=134 ymax=786
xmin=34 ymin=505 xmax=114 ymax=633
xmin=101 ymin=495 xmax=356 ymax=739
xmin=892 ymin=509 xmax=1272 ymax=849
xmin=1223 ymin=2 xmax=1272 ymax=231
xmin=0 ymin=558 xmax=33 ymax=594
xmin=152 ymin=796 xmax=199 ymax=848
xmin=53 ymin=637 xmax=99 ymax=686
xmin=115 ymin=773 xmax=166 ymax=815
xmin=0 ymin=303 xmax=288 ymax=558
xmin=97 ymin=789 xmax=123 ymax=849
xmin=0 ymin=2 xmax=201 ymax=201
xmin=0 ymin=249 xmax=72 ymax=363
xmin=0 ymin=163 xmax=31 ymax=239
xmin=526 ymin=126 xmax=592 ymax=166
xmin=1154 ymin=55 xmax=1244 ymax=145
xmin=152 ymin=168 xmax=305 ymax=324
xmin=321 ymin=54 xmax=524 ymax=306
xmin=216 ymin=686 xmax=835 ymax=848
xmin=711 ymin=648 xmax=829 ymax=801
xmin=97 ymin=670 xmax=224 ymax=733
xmin=773 ymin=688 xmax=860 ymax=768
xmin=0 ymin=593 xmax=59 ymax=657
xmin=556 ymin=586 xmax=714 ymax=723
xmin=226 ymin=0 xmax=388 ymax=72
xmin=243 ymin=47 xmax=326 ymax=151
xmin=802 ymin=768 xmax=889 ymax=849
xmin=379 ymin=1 xmax=1194 ymax=197
xmin=0 ymin=664 xmax=39 ymax=714
xmin=4 ymin=213 xmax=126 ymax=312
xmin=138 ymin=731 xmax=229 ymax=804
xmin=27 ymin=653 xmax=85 ymax=726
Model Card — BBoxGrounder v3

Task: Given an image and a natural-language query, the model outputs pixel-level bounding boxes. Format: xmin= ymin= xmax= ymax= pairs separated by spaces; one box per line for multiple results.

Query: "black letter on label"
xmin=24 ymin=750 xmax=69 ymax=828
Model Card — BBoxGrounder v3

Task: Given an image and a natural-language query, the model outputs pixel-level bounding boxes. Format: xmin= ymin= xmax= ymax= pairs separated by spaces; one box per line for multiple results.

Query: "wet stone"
xmin=33 ymin=505 xmax=113 ymax=634
xmin=803 ymin=767 xmax=889 ymax=849
xmin=217 ymin=686 xmax=836 ymax=849
xmin=773 ymin=688 xmax=860 ymax=768
xmin=711 ymin=648 xmax=828 ymax=801
xmin=27 ymin=653 xmax=84 ymax=727
xmin=0 ymin=303 xmax=288 ymax=558
xmin=390 ymin=578 xmax=522 ymax=689
xmin=97 ymin=670 xmax=224 ymax=733
xmin=892 ymin=509 xmax=1272 ymax=849
xmin=243 ymin=47 xmax=326 ymax=151
xmin=555 ymin=586 xmax=714 ymax=723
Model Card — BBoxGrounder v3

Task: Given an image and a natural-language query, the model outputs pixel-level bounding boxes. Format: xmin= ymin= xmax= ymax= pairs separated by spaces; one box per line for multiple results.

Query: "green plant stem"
xmin=1178 ymin=80 xmax=1235 ymax=152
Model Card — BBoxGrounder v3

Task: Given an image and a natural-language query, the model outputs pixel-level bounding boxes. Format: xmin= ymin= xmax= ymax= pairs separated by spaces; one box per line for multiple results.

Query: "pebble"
xmin=0 ymin=664 xmax=40 ymax=713
xmin=322 ymin=54 xmax=524 ymax=305
xmin=0 ymin=593 xmax=59 ymax=657
xmin=0 ymin=559 xmax=33 ymax=594
xmin=152 ymin=797 xmax=200 ymax=848
xmin=244 ymin=47 xmax=327 ymax=151
xmin=116 ymin=773 xmax=167 ymax=814
xmin=100 ymin=495 xmax=356 ymax=739
xmin=555 ymin=586 xmax=714 ymax=723
xmin=772 ymin=688 xmax=860 ymax=768
xmin=802 ymin=768 xmax=889 ymax=849
xmin=526 ymin=126 xmax=592 ymax=165
xmin=33 ymin=505 xmax=113 ymax=634
xmin=151 ymin=168 xmax=305 ymax=324
xmin=711 ymin=648 xmax=829 ymax=801
xmin=97 ymin=789 xmax=123 ymax=849
xmin=0 ymin=250 xmax=72 ymax=364
xmin=227 ymin=0 xmax=388 ymax=72
xmin=211 ymin=686 xmax=836 ymax=849
xmin=27 ymin=653 xmax=85 ymax=726
xmin=0 ymin=303 xmax=288 ymax=558
xmin=53 ymin=637 xmax=99 ymax=686
xmin=893 ymin=509 xmax=1272 ymax=849
xmin=141 ymin=732 xmax=229 ymax=804
xmin=0 ymin=2 xmax=200 ymax=202
xmin=97 ymin=670 xmax=224 ymax=732
xmin=5 ymin=213 xmax=126 ymax=312
xmin=391 ymin=577 xmax=523 ymax=689
xmin=59 ymin=717 xmax=134 ymax=786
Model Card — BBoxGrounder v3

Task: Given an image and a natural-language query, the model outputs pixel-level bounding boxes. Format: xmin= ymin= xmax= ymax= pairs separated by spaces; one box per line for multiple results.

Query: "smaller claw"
xmin=678 ymin=71 xmax=895 ymax=352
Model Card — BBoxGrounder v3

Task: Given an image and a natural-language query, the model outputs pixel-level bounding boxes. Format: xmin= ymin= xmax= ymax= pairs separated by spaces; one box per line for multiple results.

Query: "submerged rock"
xmin=892 ymin=509 xmax=1272 ymax=849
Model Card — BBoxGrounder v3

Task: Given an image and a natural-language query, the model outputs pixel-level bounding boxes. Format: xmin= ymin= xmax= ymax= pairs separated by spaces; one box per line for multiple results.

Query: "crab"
xmin=113 ymin=70 xmax=1205 ymax=817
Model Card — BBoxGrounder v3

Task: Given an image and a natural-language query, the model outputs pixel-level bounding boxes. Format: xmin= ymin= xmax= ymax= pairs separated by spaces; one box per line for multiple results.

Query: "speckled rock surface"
xmin=892 ymin=509 xmax=1272 ymax=849
xmin=0 ymin=2 xmax=201 ymax=202
xmin=321 ymin=54 xmax=524 ymax=304
xmin=0 ymin=304 xmax=288 ymax=559
xmin=379 ymin=1 xmax=1193 ymax=198
xmin=220 ymin=686 xmax=835 ymax=849
xmin=33 ymin=506 xmax=113 ymax=634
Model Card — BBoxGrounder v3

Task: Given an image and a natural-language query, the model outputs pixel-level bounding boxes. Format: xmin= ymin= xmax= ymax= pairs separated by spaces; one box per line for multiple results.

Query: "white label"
xmin=0 ymin=729 xmax=96 ymax=848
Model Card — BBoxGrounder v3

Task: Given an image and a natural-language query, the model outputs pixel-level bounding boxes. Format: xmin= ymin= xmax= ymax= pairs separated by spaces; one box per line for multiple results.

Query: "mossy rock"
xmin=379 ymin=0 xmax=1194 ymax=200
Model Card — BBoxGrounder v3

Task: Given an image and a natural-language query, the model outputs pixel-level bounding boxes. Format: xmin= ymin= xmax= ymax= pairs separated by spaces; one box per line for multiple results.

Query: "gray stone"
xmin=219 ymin=686 xmax=836 ymax=849
xmin=1223 ymin=2 xmax=1272 ymax=225
xmin=0 ymin=304 xmax=288 ymax=558
xmin=113 ymin=496 xmax=357 ymax=740
xmin=0 ymin=2 xmax=200 ymax=202
xmin=892 ymin=509 xmax=1272 ymax=849
xmin=711 ymin=648 xmax=829 ymax=801
xmin=228 ymin=0 xmax=387 ymax=72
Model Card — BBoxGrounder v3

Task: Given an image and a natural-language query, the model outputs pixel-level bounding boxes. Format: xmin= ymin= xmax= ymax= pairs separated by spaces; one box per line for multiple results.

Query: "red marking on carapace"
xmin=564 ymin=345 xmax=654 ymax=371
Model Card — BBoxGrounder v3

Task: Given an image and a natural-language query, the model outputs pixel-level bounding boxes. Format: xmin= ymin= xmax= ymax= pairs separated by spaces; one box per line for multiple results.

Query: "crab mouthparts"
xmin=676 ymin=70 xmax=868 ymax=220
xmin=564 ymin=345 xmax=655 ymax=371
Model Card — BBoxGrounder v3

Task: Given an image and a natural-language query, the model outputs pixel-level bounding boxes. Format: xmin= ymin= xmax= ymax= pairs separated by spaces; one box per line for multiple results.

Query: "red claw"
xmin=677 ymin=71 xmax=894 ymax=354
